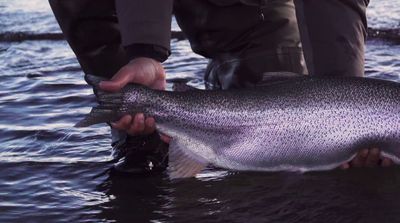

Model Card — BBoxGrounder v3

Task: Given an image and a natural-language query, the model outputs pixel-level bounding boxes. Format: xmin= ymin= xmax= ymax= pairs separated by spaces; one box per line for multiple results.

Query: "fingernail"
xmin=138 ymin=114 xmax=144 ymax=123
xmin=339 ymin=163 xmax=349 ymax=170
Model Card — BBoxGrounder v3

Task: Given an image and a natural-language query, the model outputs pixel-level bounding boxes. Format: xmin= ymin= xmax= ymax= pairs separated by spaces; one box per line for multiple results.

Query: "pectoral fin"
xmin=168 ymin=139 xmax=207 ymax=179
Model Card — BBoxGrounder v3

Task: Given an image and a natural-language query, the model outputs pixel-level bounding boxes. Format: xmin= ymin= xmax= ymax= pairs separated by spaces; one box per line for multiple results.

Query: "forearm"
xmin=49 ymin=0 xmax=128 ymax=78
xmin=115 ymin=0 xmax=173 ymax=62
xmin=49 ymin=0 xmax=173 ymax=78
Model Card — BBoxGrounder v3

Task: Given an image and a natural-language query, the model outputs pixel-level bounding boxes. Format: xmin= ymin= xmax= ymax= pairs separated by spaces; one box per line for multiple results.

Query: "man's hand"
xmin=100 ymin=57 xmax=166 ymax=92
xmin=99 ymin=57 xmax=166 ymax=138
xmin=340 ymin=148 xmax=394 ymax=169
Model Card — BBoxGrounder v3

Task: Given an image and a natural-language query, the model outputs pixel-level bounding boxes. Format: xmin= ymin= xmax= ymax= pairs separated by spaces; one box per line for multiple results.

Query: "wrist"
xmin=124 ymin=43 xmax=170 ymax=62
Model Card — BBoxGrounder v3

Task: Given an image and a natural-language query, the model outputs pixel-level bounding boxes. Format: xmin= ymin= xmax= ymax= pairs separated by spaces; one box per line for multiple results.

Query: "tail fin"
xmin=84 ymin=74 xmax=106 ymax=88
xmin=171 ymin=78 xmax=201 ymax=92
xmin=75 ymin=74 xmax=122 ymax=127
xmin=75 ymin=107 xmax=119 ymax=127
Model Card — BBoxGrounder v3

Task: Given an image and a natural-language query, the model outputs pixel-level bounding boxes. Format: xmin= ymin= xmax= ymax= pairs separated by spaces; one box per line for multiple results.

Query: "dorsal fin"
xmin=168 ymin=139 xmax=207 ymax=179
xmin=257 ymin=72 xmax=305 ymax=86
xmin=172 ymin=81 xmax=200 ymax=92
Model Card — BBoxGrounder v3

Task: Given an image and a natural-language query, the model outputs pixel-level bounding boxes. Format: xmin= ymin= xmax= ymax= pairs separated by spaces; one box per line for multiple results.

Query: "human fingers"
xmin=142 ymin=117 xmax=171 ymax=143
xmin=149 ymin=67 xmax=166 ymax=90
xmin=349 ymin=148 xmax=369 ymax=167
xmin=126 ymin=113 xmax=145 ymax=135
xmin=365 ymin=148 xmax=381 ymax=167
xmin=99 ymin=66 xmax=134 ymax=92
xmin=100 ymin=58 xmax=166 ymax=92
xmin=143 ymin=117 xmax=156 ymax=135
xmin=339 ymin=163 xmax=350 ymax=170
xmin=110 ymin=115 xmax=133 ymax=130
xmin=160 ymin=134 xmax=171 ymax=144
xmin=381 ymin=157 xmax=394 ymax=167
xmin=150 ymin=78 xmax=167 ymax=90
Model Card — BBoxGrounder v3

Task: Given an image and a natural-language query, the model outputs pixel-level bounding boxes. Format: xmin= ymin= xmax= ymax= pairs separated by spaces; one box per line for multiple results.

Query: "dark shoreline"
xmin=1 ymin=28 xmax=399 ymax=44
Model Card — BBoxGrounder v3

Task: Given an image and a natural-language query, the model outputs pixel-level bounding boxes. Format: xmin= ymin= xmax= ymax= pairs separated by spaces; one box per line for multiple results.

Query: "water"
xmin=0 ymin=0 xmax=399 ymax=222
xmin=367 ymin=0 xmax=400 ymax=29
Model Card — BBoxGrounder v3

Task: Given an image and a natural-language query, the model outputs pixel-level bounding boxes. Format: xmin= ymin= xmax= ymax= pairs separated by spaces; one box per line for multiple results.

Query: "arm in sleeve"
xmin=115 ymin=0 xmax=173 ymax=61
xmin=49 ymin=0 xmax=130 ymax=78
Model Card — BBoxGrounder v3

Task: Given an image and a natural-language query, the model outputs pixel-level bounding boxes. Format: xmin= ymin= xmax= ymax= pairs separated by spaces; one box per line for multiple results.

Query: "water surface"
xmin=0 ymin=1 xmax=400 ymax=222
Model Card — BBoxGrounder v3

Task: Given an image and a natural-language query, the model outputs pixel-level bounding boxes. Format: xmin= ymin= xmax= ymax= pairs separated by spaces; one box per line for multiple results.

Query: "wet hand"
xmin=110 ymin=113 xmax=171 ymax=143
xmin=99 ymin=57 xmax=168 ymax=139
xmin=99 ymin=57 xmax=166 ymax=92
xmin=340 ymin=148 xmax=394 ymax=169
xmin=111 ymin=113 xmax=156 ymax=135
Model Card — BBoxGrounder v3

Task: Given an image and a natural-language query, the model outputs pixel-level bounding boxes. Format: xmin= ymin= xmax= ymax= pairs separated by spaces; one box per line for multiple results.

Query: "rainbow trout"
xmin=77 ymin=74 xmax=400 ymax=178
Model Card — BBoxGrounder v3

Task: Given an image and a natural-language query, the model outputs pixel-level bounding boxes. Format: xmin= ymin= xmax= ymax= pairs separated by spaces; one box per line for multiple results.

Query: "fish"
xmin=76 ymin=73 xmax=400 ymax=179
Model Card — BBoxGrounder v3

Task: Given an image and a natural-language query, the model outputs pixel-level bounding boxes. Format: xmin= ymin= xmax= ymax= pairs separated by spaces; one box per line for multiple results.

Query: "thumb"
xmin=99 ymin=68 xmax=133 ymax=92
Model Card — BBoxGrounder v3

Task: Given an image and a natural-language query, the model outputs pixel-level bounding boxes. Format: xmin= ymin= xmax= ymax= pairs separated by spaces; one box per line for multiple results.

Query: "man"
xmin=49 ymin=0 xmax=393 ymax=174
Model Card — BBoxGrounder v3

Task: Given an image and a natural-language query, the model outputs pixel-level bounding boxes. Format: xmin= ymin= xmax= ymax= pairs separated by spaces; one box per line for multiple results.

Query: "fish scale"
xmin=77 ymin=74 xmax=400 ymax=178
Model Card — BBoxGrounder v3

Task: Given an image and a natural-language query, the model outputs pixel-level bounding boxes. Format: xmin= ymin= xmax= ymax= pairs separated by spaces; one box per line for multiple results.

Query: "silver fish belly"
xmin=77 ymin=75 xmax=400 ymax=178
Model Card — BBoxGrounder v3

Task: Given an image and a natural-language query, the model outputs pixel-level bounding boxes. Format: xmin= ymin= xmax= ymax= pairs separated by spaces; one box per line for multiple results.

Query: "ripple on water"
xmin=365 ymin=40 xmax=400 ymax=81
xmin=367 ymin=0 xmax=400 ymax=29
xmin=0 ymin=0 xmax=400 ymax=222
xmin=0 ymin=162 xmax=111 ymax=222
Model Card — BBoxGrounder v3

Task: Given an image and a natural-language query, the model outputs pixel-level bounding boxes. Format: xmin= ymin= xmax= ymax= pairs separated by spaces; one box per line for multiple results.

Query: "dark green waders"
xmin=294 ymin=0 xmax=369 ymax=77
xmin=175 ymin=0 xmax=308 ymax=89
xmin=175 ymin=0 xmax=368 ymax=89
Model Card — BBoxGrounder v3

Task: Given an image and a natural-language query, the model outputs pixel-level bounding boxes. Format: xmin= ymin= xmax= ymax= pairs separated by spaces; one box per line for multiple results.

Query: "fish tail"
xmin=84 ymin=74 xmax=106 ymax=88
xmin=75 ymin=74 xmax=123 ymax=127
xmin=75 ymin=107 xmax=119 ymax=127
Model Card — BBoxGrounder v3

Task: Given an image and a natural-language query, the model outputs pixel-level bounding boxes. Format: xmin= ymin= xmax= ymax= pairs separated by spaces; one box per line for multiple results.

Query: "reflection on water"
xmin=366 ymin=40 xmax=400 ymax=81
xmin=0 ymin=0 xmax=399 ymax=222
xmin=367 ymin=0 xmax=400 ymax=29
xmin=93 ymin=168 xmax=400 ymax=223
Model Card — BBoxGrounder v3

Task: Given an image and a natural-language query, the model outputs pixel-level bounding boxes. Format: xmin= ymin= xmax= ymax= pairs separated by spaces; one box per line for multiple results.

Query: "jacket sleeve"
xmin=115 ymin=0 xmax=173 ymax=54
xmin=49 ymin=0 xmax=129 ymax=78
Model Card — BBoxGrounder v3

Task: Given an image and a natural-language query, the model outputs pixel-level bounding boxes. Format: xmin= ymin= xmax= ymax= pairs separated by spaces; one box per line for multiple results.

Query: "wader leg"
xmin=294 ymin=0 xmax=369 ymax=77
xmin=175 ymin=0 xmax=307 ymax=89
xmin=50 ymin=0 xmax=168 ymax=173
